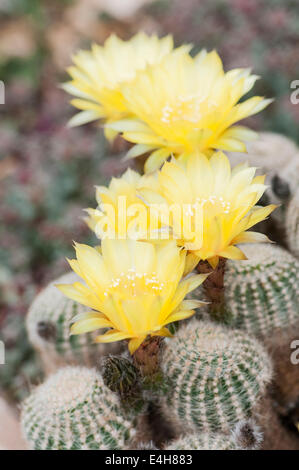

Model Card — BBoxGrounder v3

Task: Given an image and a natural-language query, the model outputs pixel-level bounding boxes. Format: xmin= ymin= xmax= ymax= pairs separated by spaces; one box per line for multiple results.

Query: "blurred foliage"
xmin=0 ymin=0 xmax=299 ymax=402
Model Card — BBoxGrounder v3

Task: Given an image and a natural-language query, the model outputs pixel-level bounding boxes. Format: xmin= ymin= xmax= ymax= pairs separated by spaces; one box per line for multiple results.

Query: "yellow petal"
xmin=207 ymin=256 xmax=219 ymax=269
xmin=56 ymin=283 xmax=101 ymax=311
xmin=74 ymin=243 xmax=109 ymax=290
xmin=219 ymin=245 xmax=247 ymax=260
xmin=244 ymin=204 xmax=277 ymax=230
xmin=144 ymin=149 xmax=171 ymax=173
xmin=128 ymin=336 xmax=146 ymax=354
xmin=125 ymin=144 xmax=157 ymax=160
xmin=72 ymin=311 xmax=106 ymax=323
xmin=68 ymin=110 xmax=100 ymax=127
xmin=164 ymin=309 xmax=195 ymax=325
xmin=66 ymin=258 xmax=83 ymax=278
xmin=95 ymin=329 xmax=131 ymax=343
xmin=151 ymin=327 xmax=173 ymax=338
xmin=179 ymin=299 xmax=207 ymax=310
xmin=232 ymin=231 xmax=271 ymax=244
xmin=183 ymin=273 xmax=210 ymax=293
xmin=184 ymin=252 xmax=200 ymax=275
xmin=71 ymin=316 xmax=112 ymax=335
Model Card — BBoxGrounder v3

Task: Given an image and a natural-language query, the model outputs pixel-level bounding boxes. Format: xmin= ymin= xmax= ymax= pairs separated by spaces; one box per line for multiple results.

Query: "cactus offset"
xmin=162 ymin=320 xmax=272 ymax=434
xmin=224 ymin=244 xmax=299 ymax=336
xmin=166 ymin=420 xmax=263 ymax=450
xmin=228 ymin=132 xmax=299 ymax=230
xmin=21 ymin=366 xmax=138 ymax=450
xmin=26 ymin=272 xmax=122 ymax=373
xmin=166 ymin=433 xmax=237 ymax=450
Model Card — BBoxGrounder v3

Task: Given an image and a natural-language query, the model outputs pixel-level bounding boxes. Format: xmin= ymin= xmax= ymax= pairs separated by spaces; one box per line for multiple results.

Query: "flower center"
xmin=104 ymin=269 xmax=165 ymax=297
xmin=161 ymin=96 xmax=218 ymax=124
xmin=183 ymin=196 xmax=231 ymax=217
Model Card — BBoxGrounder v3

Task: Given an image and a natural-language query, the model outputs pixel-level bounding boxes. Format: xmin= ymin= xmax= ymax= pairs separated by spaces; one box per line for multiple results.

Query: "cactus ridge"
xmin=225 ymin=244 xmax=299 ymax=336
xmin=166 ymin=433 xmax=237 ymax=450
xmin=162 ymin=320 xmax=272 ymax=434
xmin=21 ymin=366 xmax=138 ymax=450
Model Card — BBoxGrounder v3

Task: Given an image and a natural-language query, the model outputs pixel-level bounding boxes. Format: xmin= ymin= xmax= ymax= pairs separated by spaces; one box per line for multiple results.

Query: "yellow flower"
xmin=138 ymin=152 xmax=276 ymax=268
xmin=56 ymin=239 xmax=208 ymax=354
xmin=108 ymin=51 xmax=272 ymax=172
xmin=63 ymin=33 xmax=190 ymax=138
xmin=85 ymin=168 xmax=160 ymax=240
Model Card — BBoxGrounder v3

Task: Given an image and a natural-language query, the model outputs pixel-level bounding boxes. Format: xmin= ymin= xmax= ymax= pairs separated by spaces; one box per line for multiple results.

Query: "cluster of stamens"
xmin=183 ymin=196 xmax=231 ymax=217
xmin=104 ymin=268 xmax=165 ymax=297
xmin=161 ymin=95 xmax=218 ymax=124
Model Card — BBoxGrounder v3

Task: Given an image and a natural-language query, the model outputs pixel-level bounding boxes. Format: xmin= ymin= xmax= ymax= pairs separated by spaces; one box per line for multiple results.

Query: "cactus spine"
xmin=21 ymin=366 xmax=138 ymax=450
xmin=224 ymin=244 xmax=299 ymax=336
xmin=166 ymin=433 xmax=237 ymax=450
xmin=166 ymin=419 xmax=263 ymax=450
xmin=162 ymin=320 xmax=272 ymax=434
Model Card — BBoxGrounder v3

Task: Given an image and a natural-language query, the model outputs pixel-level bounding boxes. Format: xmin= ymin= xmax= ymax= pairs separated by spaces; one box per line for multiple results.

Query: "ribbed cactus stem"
xmin=162 ymin=319 xmax=272 ymax=434
xmin=21 ymin=366 xmax=138 ymax=450
xmin=133 ymin=336 xmax=164 ymax=388
xmin=102 ymin=355 xmax=140 ymax=397
xmin=165 ymin=420 xmax=263 ymax=451
xmin=165 ymin=433 xmax=237 ymax=450
xmin=197 ymin=258 xmax=230 ymax=322
xmin=224 ymin=244 xmax=299 ymax=336
xmin=101 ymin=355 xmax=144 ymax=411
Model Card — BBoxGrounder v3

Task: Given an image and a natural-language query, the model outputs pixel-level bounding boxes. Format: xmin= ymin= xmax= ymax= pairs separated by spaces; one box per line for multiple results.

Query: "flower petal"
xmin=95 ymin=329 xmax=131 ymax=343
xmin=232 ymin=231 xmax=271 ymax=244
xmin=128 ymin=336 xmax=146 ymax=354
xmin=218 ymin=245 xmax=247 ymax=260
xmin=71 ymin=316 xmax=112 ymax=335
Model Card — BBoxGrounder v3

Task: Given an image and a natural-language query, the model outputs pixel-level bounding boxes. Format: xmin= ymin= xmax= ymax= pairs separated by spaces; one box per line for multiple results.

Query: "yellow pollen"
xmin=182 ymin=196 xmax=231 ymax=217
xmin=104 ymin=270 xmax=165 ymax=297
xmin=161 ymin=96 xmax=218 ymax=124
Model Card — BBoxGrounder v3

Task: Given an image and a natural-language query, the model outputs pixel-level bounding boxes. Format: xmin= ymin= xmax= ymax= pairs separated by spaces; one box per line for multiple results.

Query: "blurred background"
xmin=0 ymin=0 xmax=299 ymax=403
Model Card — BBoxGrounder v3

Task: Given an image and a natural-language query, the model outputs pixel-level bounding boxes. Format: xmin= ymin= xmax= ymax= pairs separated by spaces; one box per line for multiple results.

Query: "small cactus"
xmin=166 ymin=420 xmax=263 ymax=450
xmin=224 ymin=244 xmax=299 ymax=336
xmin=102 ymin=355 xmax=140 ymax=398
xmin=21 ymin=366 xmax=138 ymax=450
xmin=231 ymin=419 xmax=263 ymax=450
xmin=162 ymin=320 xmax=272 ymax=434
xmin=286 ymin=187 xmax=299 ymax=259
xmin=101 ymin=355 xmax=145 ymax=412
xmin=166 ymin=433 xmax=236 ymax=450
xmin=228 ymin=133 xmax=299 ymax=230
xmin=26 ymin=272 xmax=122 ymax=373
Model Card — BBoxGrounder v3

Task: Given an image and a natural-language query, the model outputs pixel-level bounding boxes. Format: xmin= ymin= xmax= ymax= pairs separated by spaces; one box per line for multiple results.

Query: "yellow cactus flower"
xmin=63 ymin=33 xmax=190 ymax=138
xmin=57 ymin=239 xmax=208 ymax=354
xmin=138 ymin=152 xmax=276 ymax=268
xmin=108 ymin=51 xmax=272 ymax=172
xmin=85 ymin=168 xmax=160 ymax=240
